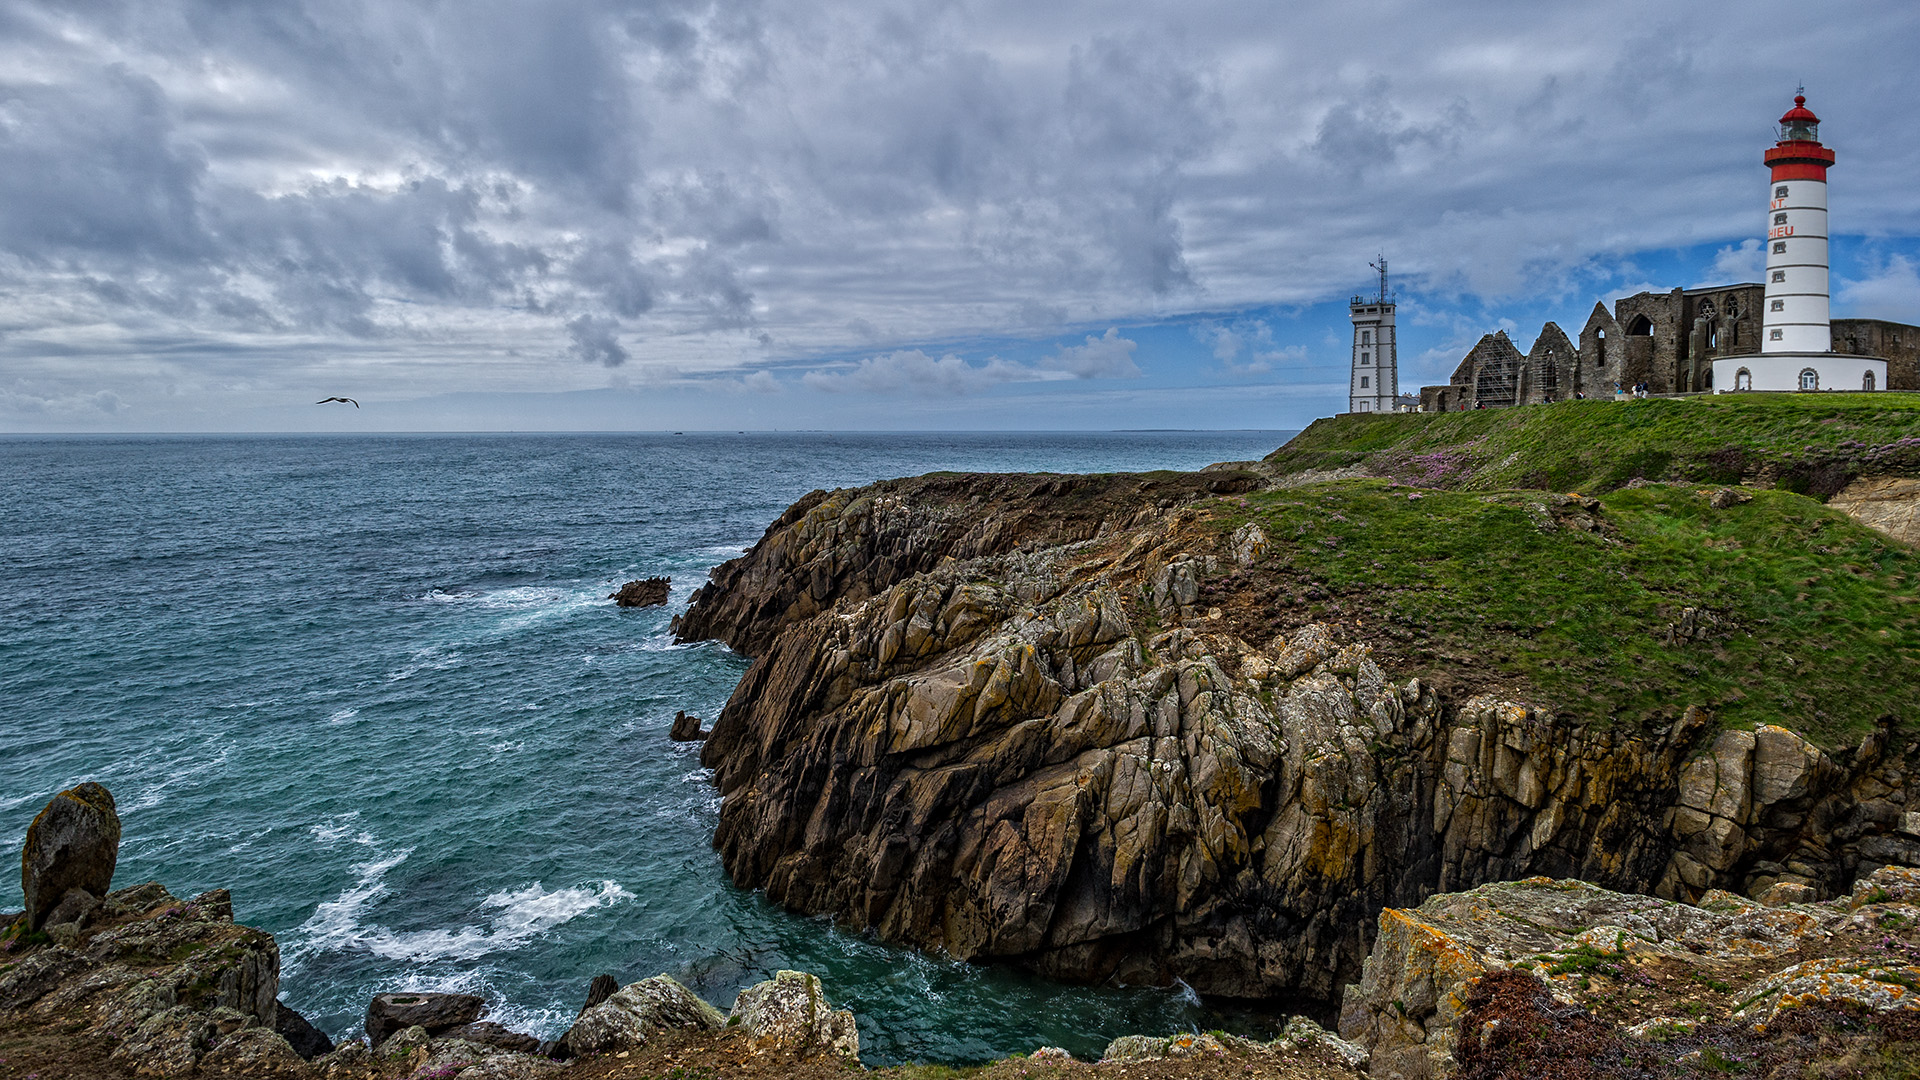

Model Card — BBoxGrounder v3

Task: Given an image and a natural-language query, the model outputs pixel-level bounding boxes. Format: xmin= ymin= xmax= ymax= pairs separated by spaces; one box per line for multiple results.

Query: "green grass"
xmin=1265 ymin=394 xmax=1920 ymax=496
xmin=1206 ymin=479 xmax=1920 ymax=745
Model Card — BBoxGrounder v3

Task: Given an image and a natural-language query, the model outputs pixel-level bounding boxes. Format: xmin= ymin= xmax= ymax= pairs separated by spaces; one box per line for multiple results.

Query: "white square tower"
xmin=1349 ymin=257 xmax=1398 ymax=413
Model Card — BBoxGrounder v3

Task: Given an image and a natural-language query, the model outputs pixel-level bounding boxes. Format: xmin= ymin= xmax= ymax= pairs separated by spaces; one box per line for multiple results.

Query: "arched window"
xmin=1864 ymin=371 xmax=1876 ymax=391
xmin=1799 ymin=368 xmax=1819 ymax=391
xmin=1735 ymin=368 xmax=1752 ymax=390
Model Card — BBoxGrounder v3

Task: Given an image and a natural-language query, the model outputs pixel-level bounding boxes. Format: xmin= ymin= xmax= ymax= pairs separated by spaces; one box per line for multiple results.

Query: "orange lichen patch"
xmin=1735 ymin=957 xmax=1920 ymax=1023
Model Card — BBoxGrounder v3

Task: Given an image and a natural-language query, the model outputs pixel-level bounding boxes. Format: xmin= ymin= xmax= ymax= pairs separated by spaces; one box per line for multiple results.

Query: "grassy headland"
xmin=1264 ymin=393 xmax=1920 ymax=497
xmin=1204 ymin=395 xmax=1920 ymax=746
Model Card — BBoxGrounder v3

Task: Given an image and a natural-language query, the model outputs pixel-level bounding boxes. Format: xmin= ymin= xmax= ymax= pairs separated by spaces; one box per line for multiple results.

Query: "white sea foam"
xmin=1171 ymin=978 xmax=1201 ymax=1006
xmin=308 ymin=812 xmax=366 ymax=844
xmin=361 ymin=880 xmax=633 ymax=963
xmin=326 ymin=707 xmax=360 ymax=724
xmin=290 ymin=846 xmax=415 ymax=959
xmin=386 ymin=647 xmax=463 ymax=682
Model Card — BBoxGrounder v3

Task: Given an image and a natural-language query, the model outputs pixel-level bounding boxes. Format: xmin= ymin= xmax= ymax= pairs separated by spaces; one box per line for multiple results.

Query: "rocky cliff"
xmin=678 ymin=469 xmax=1920 ymax=1003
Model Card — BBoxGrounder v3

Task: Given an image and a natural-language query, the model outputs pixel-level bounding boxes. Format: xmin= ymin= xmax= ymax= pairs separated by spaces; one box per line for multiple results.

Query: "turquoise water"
xmin=1 ymin=431 xmax=1294 ymax=1064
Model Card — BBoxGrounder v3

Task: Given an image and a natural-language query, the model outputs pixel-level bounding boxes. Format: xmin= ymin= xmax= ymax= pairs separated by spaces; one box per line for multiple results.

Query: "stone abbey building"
xmin=1418 ymin=286 xmax=1920 ymax=412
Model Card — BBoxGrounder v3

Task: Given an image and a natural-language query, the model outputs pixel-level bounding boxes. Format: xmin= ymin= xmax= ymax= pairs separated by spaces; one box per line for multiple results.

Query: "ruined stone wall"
xmin=1521 ymin=323 xmax=1576 ymax=403
xmin=1835 ymin=318 xmax=1920 ymax=389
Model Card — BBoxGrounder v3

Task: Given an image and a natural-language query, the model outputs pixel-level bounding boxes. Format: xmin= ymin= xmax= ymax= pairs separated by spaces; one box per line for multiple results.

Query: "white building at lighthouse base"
xmin=1713 ymin=353 xmax=1886 ymax=393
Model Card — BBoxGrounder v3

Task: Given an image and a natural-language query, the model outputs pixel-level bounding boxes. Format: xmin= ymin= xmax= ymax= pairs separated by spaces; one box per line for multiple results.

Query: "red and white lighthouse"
xmin=1761 ymin=91 xmax=1835 ymax=354
xmin=1717 ymin=90 xmax=1884 ymax=393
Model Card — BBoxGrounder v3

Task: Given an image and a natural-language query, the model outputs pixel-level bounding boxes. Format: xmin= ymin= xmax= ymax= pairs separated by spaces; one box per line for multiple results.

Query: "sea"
xmin=1 ymin=430 xmax=1296 ymax=1064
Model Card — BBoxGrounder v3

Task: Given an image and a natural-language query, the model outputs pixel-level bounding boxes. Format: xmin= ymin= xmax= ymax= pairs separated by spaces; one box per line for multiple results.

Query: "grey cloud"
xmin=567 ymin=314 xmax=628 ymax=367
xmin=0 ymin=64 xmax=207 ymax=261
xmin=1 ymin=0 xmax=1916 ymax=423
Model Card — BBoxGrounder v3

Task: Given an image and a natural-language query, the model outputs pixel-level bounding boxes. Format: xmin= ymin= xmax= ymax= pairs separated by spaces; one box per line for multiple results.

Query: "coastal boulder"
xmin=728 ymin=970 xmax=859 ymax=1059
xmin=364 ymin=991 xmax=487 ymax=1047
xmin=559 ymin=974 xmax=724 ymax=1056
xmin=21 ymin=782 xmax=120 ymax=930
xmin=611 ymin=577 xmax=671 ymax=608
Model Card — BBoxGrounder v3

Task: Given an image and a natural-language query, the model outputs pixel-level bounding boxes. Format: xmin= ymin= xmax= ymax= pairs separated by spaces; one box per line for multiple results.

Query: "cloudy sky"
xmin=3 ymin=0 xmax=1917 ymax=432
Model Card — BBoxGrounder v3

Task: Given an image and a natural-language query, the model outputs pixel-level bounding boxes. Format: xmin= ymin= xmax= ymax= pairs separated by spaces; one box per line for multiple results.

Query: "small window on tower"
xmin=1771 ymin=328 xmax=1785 ymax=341
xmin=1361 ymin=330 xmax=1371 ymax=344
xmin=1771 ymin=299 xmax=1784 ymax=312
xmin=1775 ymin=185 xmax=1790 ymax=199
xmin=1360 ymin=376 xmax=1370 ymax=388
xmin=1773 ymin=242 xmax=1787 ymax=254
xmin=1772 ymin=270 xmax=1786 ymax=283
xmin=1360 ymin=351 xmax=1370 ymax=364
xmin=1774 ymin=213 xmax=1788 ymax=226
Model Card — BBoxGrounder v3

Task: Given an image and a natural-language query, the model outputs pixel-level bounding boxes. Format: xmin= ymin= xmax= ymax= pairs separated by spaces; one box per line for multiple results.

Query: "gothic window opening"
xmin=1865 ymin=371 xmax=1876 ymax=391
xmin=1735 ymin=368 xmax=1752 ymax=390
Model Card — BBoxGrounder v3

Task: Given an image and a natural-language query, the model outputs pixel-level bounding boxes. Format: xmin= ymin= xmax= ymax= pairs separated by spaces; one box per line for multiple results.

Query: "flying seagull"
xmin=316 ymin=397 xmax=359 ymax=408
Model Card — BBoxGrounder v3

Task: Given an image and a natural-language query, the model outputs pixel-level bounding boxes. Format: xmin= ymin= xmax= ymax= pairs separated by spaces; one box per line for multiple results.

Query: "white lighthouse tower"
xmin=1717 ymin=90 xmax=1884 ymax=393
xmin=1348 ymin=257 xmax=1398 ymax=413
xmin=1762 ymin=91 xmax=1834 ymax=354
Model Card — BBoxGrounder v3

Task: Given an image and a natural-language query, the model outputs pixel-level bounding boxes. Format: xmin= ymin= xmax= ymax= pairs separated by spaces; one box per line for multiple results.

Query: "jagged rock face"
xmin=0 ymin=879 xmax=304 ymax=1076
xmin=682 ymin=475 xmax=1920 ymax=1001
xmin=1338 ymin=870 xmax=1920 ymax=1080
xmin=21 ymin=782 xmax=121 ymax=931
xmin=672 ymin=470 xmax=1246 ymax=656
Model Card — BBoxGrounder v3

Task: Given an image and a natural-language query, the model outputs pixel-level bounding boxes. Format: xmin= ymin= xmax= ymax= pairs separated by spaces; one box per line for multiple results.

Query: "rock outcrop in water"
xmin=677 ymin=471 xmax=1920 ymax=1001
xmin=611 ymin=576 xmax=672 ymax=607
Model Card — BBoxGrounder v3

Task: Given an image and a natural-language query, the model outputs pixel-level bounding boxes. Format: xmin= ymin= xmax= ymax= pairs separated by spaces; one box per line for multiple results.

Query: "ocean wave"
xmin=361 ymin=880 xmax=634 ymax=964
xmin=308 ymin=812 xmax=368 ymax=845
xmin=123 ymin=745 xmax=231 ymax=812
xmin=289 ymin=846 xmax=415 ymax=960
xmin=326 ymin=707 xmax=360 ymax=724
xmin=386 ymin=648 xmax=463 ymax=682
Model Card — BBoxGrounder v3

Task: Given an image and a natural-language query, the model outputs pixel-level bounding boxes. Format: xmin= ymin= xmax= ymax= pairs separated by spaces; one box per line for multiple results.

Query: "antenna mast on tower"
xmin=1370 ymin=255 xmax=1390 ymax=303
